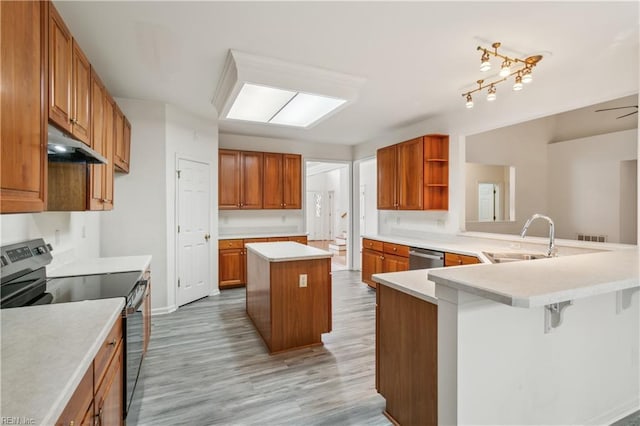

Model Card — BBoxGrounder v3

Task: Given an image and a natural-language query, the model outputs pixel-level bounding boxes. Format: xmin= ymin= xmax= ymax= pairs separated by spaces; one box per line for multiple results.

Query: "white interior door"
xmin=478 ymin=183 xmax=495 ymax=222
xmin=177 ymin=158 xmax=211 ymax=307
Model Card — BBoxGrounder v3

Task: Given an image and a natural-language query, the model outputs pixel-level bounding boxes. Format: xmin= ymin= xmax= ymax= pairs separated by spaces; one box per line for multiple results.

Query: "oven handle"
xmin=409 ymin=250 xmax=444 ymax=261
xmin=125 ymin=279 xmax=148 ymax=315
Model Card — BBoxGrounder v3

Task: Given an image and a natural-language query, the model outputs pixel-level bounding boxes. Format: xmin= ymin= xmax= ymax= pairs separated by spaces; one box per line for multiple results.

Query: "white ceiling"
xmin=54 ymin=1 xmax=639 ymax=146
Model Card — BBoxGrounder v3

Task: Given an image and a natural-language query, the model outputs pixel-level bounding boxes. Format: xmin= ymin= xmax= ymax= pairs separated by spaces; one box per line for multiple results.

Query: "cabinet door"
xmin=263 ymin=153 xmax=283 ymax=209
xmin=219 ymin=248 xmax=244 ymax=288
xmin=282 ymin=154 xmax=302 ymax=209
xmin=362 ymin=248 xmax=384 ymax=288
xmin=48 ymin=3 xmax=72 ymax=132
xmin=0 ymin=0 xmax=47 ymax=213
xmin=397 ymin=138 xmax=424 ymax=210
xmin=383 ymin=253 xmax=409 ymax=273
xmin=95 ymin=346 xmax=123 ymax=426
xmin=113 ymin=106 xmax=125 ymax=172
xmin=219 ymin=150 xmax=240 ymax=209
xmin=122 ymin=118 xmax=131 ymax=173
xmin=240 ymin=151 xmax=263 ymax=209
xmin=377 ymin=145 xmax=397 ymax=210
xmin=71 ymin=40 xmax=91 ymax=145
xmin=88 ymin=71 xmax=105 ymax=210
xmin=102 ymin=96 xmax=115 ymax=210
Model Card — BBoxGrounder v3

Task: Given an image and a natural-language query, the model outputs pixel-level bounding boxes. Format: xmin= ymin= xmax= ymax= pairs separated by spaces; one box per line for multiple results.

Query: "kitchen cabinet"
xmin=219 ymin=236 xmax=308 ymax=289
xmin=218 ymin=239 xmax=245 ymax=288
xmin=263 ymin=153 xmax=302 ymax=209
xmin=88 ymin=70 xmax=108 ymax=211
xmin=377 ymin=134 xmax=449 ymax=210
xmin=376 ymin=283 xmax=437 ymax=425
xmin=445 ymin=252 xmax=480 ymax=266
xmin=114 ymin=108 xmax=131 ymax=174
xmin=48 ymin=3 xmax=91 ymax=145
xmin=57 ymin=315 xmax=123 ymax=426
xmin=102 ymin=95 xmax=115 ymax=210
xmin=361 ymin=239 xmax=409 ymax=288
xmin=218 ymin=150 xmax=263 ymax=209
xmin=0 ymin=0 xmax=47 ymax=213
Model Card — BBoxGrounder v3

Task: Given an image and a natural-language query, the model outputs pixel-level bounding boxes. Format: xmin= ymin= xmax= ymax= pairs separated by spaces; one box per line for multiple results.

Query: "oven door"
xmin=124 ymin=279 xmax=147 ymax=417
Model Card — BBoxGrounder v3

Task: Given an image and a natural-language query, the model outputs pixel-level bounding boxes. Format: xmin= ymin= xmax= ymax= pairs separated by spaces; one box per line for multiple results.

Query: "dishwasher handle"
xmin=409 ymin=250 xmax=444 ymax=261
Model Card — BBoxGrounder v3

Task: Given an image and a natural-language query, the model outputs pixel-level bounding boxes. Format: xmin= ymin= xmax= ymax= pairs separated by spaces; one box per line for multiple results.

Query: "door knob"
xmin=204 ymin=234 xmax=211 ymax=241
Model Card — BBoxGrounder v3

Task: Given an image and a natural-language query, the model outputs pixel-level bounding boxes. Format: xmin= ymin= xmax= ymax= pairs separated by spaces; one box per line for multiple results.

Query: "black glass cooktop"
xmin=45 ymin=271 xmax=143 ymax=304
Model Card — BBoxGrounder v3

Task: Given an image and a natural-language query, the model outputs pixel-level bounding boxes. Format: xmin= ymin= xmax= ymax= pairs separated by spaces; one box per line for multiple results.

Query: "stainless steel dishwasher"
xmin=408 ymin=247 xmax=444 ymax=270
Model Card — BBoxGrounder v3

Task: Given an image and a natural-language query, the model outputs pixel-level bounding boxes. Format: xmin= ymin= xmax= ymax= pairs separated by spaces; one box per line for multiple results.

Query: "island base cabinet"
xmin=376 ymin=284 xmax=437 ymax=425
xmin=246 ymin=251 xmax=331 ymax=354
xmin=55 ymin=364 xmax=93 ymax=426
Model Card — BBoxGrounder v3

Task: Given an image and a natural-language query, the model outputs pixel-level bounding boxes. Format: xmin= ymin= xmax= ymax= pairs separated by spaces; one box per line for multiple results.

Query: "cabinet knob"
xmin=108 ymin=338 xmax=116 ymax=346
xmin=204 ymin=234 xmax=211 ymax=241
xmin=283 ymin=203 xmax=287 ymax=207
xmin=393 ymin=247 xmax=397 ymax=251
xmin=458 ymin=259 xmax=463 ymax=265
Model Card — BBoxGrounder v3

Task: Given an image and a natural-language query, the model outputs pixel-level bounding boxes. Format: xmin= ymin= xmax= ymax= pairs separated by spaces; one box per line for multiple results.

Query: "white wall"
xmin=359 ymin=158 xmax=377 ymax=237
xmin=547 ymin=129 xmax=637 ymax=243
xmin=0 ymin=211 xmax=101 ymax=268
xmin=101 ymin=98 xmax=218 ymax=314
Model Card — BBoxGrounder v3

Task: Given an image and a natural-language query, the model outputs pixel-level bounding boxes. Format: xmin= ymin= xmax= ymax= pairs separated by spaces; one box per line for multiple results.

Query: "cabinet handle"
xmin=380 ymin=256 xmax=384 ymax=260
xmin=204 ymin=234 xmax=211 ymax=241
xmin=97 ymin=407 xmax=103 ymax=426
xmin=108 ymin=338 xmax=116 ymax=346
xmin=69 ymin=421 xmax=74 ymax=426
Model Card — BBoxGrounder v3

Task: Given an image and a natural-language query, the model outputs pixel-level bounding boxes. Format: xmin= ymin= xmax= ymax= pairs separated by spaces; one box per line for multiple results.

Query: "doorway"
xmin=305 ymin=161 xmax=350 ymax=271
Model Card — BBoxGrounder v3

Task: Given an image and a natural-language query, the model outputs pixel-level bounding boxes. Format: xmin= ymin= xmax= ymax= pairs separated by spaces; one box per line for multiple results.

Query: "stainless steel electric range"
xmin=0 ymin=238 xmax=147 ymax=419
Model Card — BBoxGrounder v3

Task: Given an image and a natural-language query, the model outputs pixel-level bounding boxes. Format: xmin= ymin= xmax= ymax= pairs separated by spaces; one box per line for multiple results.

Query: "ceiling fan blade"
xmin=616 ymin=111 xmax=638 ymax=119
xmin=595 ymin=105 xmax=639 ymax=112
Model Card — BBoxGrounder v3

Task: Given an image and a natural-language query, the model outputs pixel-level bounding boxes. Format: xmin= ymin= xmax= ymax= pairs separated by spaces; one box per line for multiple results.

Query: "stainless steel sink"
xmin=483 ymin=252 xmax=552 ymax=263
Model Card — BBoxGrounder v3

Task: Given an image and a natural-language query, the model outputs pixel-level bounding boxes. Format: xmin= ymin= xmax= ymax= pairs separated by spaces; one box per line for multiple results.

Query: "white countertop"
xmin=219 ymin=232 xmax=307 ymax=240
xmin=48 ymin=255 xmax=152 ymax=278
xmin=1 ymin=299 xmax=125 ymax=425
xmin=246 ymin=241 xmax=332 ymax=262
xmin=372 ymin=270 xmax=437 ymax=304
xmin=428 ymin=249 xmax=639 ymax=307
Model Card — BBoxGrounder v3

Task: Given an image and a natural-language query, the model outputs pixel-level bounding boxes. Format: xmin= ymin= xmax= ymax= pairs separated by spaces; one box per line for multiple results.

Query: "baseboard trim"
xmin=151 ymin=305 xmax=177 ymax=316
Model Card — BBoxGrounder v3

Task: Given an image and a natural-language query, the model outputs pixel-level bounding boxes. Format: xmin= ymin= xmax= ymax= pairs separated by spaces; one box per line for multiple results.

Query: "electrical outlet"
xmin=299 ymin=274 xmax=307 ymax=288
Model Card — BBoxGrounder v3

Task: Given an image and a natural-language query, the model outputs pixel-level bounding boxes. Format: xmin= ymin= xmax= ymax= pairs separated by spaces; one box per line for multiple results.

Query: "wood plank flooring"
xmin=128 ymin=270 xmax=391 ymax=426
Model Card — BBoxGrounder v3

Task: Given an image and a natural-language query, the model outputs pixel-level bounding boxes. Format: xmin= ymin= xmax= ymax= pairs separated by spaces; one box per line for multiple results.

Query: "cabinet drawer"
xmin=445 ymin=252 xmax=480 ymax=266
xmin=94 ymin=317 xmax=122 ymax=389
xmin=363 ymin=238 xmax=383 ymax=252
xmin=383 ymin=242 xmax=409 ymax=257
xmin=218 ymin=239 xmax=243 ymax=249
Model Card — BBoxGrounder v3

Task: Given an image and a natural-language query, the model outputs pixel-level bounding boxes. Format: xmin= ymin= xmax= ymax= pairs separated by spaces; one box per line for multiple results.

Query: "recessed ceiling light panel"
xmin=270 ymin=93 xmax=347 ymax=127
xmin=227 ymin=83 xmax=296 ymax=123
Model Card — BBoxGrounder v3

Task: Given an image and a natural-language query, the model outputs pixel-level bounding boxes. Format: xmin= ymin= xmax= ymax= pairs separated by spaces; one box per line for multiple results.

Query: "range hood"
xmin=47 ymin=125 xmax=107 ymax=164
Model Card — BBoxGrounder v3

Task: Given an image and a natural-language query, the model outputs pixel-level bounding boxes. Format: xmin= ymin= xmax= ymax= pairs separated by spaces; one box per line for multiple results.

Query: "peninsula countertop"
xmin=1 ymin=298 xmax=125 ymax=425
xmin=48 ymin=255 xmax=152 ymax=277
xmin=246 ymin=241 xmax=332 ymax=262
xmin=428 ymin=248 xmax=639 ymax=307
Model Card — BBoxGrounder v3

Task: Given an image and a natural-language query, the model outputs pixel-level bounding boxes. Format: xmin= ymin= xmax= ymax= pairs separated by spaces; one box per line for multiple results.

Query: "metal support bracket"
xmin=544 ymin=300 xmax=573 ymax=333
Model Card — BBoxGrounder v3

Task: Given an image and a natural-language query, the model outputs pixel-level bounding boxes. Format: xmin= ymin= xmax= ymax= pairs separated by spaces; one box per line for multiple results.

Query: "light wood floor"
xmin=128 ymin=270 xmax=391 ymax=426
xmin=307 ymin=240 xmax=347 ymax=271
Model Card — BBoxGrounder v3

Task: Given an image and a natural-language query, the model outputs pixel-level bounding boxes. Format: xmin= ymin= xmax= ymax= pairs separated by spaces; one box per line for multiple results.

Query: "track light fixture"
xmin=463 ymin=41 xmax=542 ymax=108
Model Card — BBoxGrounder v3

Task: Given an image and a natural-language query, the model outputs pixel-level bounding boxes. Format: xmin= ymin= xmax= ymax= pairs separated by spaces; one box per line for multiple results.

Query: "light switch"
xmin=299 ymin=274 xmax=307 ymax=287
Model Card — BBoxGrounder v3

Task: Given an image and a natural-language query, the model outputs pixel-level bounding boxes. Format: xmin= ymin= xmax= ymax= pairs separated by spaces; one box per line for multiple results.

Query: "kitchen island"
xmin=245 ymin=241 xmax=332 ymax=354
xmin=373 ymin=248 xmax=639 ymax=425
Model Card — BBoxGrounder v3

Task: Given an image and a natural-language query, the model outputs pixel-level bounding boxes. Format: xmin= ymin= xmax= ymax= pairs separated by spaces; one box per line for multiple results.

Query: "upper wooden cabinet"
xmin=218 ymin=150 xmax=263 ymax=209
xmin=219 ymin=149 xmax=301 ymax=210
xmin=114 ymin=108 xmax=131 ymax=174
xmin=88 ymin=70 xmax=115 ymax=211
xmin=263 ymin=153 xmax=302 ymax=209
xmin=377 ymin=134 xmax=449 ymax=211
xmin=48 ymin=3 xmax=91 ymax=145
xmin=0 ymin=0 xmax=47 ymax=213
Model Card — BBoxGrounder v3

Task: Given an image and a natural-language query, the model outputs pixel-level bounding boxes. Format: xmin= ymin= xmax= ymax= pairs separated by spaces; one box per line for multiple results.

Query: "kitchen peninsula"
xmin=373 ymin=243 xmax=639 ymax=425
xmin=245 ymin=242 xmax=332 ymax=354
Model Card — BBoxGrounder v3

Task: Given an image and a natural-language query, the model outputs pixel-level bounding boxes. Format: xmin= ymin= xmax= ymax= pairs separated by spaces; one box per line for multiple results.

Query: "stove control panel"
xmin=0 ymin=239 xmax=53 ymax=278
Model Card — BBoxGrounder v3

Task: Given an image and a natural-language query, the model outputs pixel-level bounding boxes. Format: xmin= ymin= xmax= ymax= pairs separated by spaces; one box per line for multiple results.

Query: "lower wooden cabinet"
xmin=219 ymin=236 xmax=308 ymax=289
xmin=376 ymin=283 xmax=437 ymax=425
xmin=57 ymin=316 xmax=123 ymax=426
xmin=445 ymin=252 xmax=480 ymax=266
xmin=361 ymin=238 xmax=410 ymax=288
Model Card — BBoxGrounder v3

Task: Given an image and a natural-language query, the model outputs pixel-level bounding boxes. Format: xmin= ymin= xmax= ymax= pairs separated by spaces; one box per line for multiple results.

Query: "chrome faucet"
xmin=520 ymin=213 xmax=557 ymax=257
